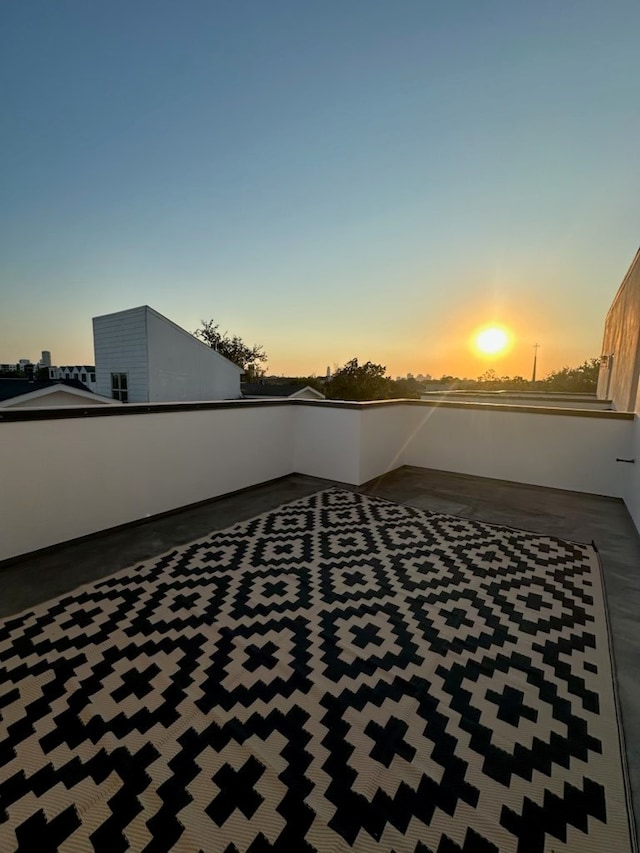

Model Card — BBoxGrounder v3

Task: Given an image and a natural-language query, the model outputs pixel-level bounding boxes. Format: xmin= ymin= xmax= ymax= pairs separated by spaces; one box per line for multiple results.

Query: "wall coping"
xmin=420 ymin=391 xmax=609 ymax=402
xmin=0 ymin=397 xmax=634 ymax=423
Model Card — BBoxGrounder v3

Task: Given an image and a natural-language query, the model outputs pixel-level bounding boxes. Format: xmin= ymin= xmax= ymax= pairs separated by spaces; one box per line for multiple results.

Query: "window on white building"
xmin=111 ymin=373 xmax=128 ymax=402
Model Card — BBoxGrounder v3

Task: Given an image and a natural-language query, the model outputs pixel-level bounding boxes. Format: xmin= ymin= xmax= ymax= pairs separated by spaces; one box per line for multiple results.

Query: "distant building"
xmin=2 ymin=351 xmax=61 ymax=378
xmin=93 ymin=306 xmax=243 ymax=403
xmin=242 ymin=382 xmax=325 ymax=401
xmin=0 ymin=378 xmax=119 ymax=409
xmin=49 ymin=365 xmax=97 ymax=392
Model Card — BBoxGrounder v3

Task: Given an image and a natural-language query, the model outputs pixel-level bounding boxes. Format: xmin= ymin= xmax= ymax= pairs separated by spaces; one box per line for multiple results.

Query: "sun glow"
xmin=474 ymin=326 xmax=510 ymax=356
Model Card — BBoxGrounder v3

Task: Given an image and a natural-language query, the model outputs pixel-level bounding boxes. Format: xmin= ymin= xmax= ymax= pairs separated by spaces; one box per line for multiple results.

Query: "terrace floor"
xmin=2 ymin=465 xmax=639 ymax=843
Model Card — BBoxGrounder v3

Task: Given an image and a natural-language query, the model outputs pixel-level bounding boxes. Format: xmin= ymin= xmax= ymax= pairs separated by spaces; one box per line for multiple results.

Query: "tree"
xmin=477 ymin=369 xmax=498 ymax=386
xmin=194 ymin=319 xmax=267 ymax=374
xmin=542 ymin=358 xmax=600 ymax=392
xmin=326 ymin=358 xmax=391 ymax=401
xmin=387 ymin=377 xmax=423 ymax=399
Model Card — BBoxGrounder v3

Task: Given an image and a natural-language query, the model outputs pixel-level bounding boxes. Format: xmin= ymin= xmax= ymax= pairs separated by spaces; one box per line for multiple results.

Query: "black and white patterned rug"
xmin=0 ymin=489 xmax=634 ymax=852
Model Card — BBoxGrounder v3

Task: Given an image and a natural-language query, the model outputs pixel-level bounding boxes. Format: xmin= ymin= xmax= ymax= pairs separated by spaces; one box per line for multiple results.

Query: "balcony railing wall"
xmin=293 ymin=405 xmax=361 ymax=484
xmin=1 ymin=404 xmax=294 ymax=561
xmin=0 ymin=400 xmax=636 ymax=562
xmin=627 ymin=415 xmax=640 ymax=533
xmin=397 ymin=405 xmax=632 ymax=497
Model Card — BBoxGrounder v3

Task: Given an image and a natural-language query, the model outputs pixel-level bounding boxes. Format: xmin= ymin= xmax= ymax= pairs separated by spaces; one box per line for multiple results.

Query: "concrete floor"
xmin=2 ymin=466 xmax=639 ymax=842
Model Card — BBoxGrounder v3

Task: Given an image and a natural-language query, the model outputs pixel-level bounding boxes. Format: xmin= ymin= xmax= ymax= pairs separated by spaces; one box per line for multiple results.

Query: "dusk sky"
xmin=2 ymin=0 xmax=639 ymax=379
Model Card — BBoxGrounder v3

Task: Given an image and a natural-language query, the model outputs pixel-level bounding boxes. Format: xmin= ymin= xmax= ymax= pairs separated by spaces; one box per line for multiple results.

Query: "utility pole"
xmin=532 ymin=343 xmax=540 ymax=382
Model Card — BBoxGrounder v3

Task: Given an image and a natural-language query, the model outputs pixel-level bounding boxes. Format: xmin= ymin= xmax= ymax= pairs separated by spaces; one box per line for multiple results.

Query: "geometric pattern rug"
xmin=0 ymin=488 xmax=635 ymax=852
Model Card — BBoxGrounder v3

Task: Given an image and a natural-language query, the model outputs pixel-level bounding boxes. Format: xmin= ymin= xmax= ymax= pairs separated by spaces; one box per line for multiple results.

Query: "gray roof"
xmin=0 ymin=378 xmax=92 ymax=402
xmin=242 ymin=383 xmax=312 ymax=397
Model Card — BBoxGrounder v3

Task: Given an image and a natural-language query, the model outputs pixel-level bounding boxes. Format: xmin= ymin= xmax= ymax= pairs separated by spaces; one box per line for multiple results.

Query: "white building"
xmin=93 ymin=305 xmax=243 ymax=403
xmin=49 ymin=365 xmax=97 ymax=392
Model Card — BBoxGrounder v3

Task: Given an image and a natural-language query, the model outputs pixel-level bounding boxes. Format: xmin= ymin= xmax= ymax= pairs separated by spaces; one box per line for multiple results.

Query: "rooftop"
xmin=2 ymin=464 xmax=639 ymax=848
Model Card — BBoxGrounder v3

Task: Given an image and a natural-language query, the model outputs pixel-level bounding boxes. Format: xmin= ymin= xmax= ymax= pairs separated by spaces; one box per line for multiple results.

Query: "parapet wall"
xmin=0 ymin=399 xmax=635 ymax=562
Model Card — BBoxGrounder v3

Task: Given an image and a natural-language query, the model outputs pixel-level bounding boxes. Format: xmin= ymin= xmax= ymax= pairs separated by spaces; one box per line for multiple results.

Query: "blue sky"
xmin=1 ymin=0 xmax=639 ymax=378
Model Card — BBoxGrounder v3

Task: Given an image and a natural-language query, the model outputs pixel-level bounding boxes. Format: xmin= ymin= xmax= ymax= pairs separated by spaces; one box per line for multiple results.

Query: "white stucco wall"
xmin=0 ymin=406 xmax=294 ymax=561
xmin=146 ymin=309 xmax=241 ymax=402
xmin=292 ymin=405 xmax=361 ymax=484
xmin=400 ymin=405 xmax=632 ymax=498
xmin=93 ymin=307 xmax=149 ymax=402
xmin=625 ymin=415 xmax=640 ymax=533
xmin=1 ymin=401 xmax=637 ymax=562
xmin=359 ymin=405 xmax=415 ymax=483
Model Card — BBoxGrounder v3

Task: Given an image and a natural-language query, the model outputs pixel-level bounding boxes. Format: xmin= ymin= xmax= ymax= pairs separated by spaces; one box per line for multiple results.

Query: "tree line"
xmin=323 ymin=358 xmax=600 ymax=401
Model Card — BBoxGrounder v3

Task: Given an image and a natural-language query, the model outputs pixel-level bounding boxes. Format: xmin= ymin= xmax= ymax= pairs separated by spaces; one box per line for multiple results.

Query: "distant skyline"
xmin=2 ymin=1 xmax=639 ymax=379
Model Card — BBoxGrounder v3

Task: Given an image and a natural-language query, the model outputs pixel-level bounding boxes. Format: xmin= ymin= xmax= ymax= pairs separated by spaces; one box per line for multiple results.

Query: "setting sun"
xmin=474 ymin=326 xmax=510 ymax=356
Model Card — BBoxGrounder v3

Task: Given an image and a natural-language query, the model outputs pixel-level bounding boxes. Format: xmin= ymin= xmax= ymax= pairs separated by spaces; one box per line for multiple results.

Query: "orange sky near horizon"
xmin=260 ymin=294 xmax=603 ymax=380
xmin=0 ymin=294 xmax=602 ymax=382
xmin=264 ymin=329 xmax=599 ymax=381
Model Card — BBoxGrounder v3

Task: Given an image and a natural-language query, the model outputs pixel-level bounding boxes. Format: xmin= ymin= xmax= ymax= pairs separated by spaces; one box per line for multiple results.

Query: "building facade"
xmin=93 ymin=306 xmax=243 ymax=403
xmin=597 ymin=247 xmax=640 ymax=413
xmin=49 ymin=365 xmax=97 ymax=392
